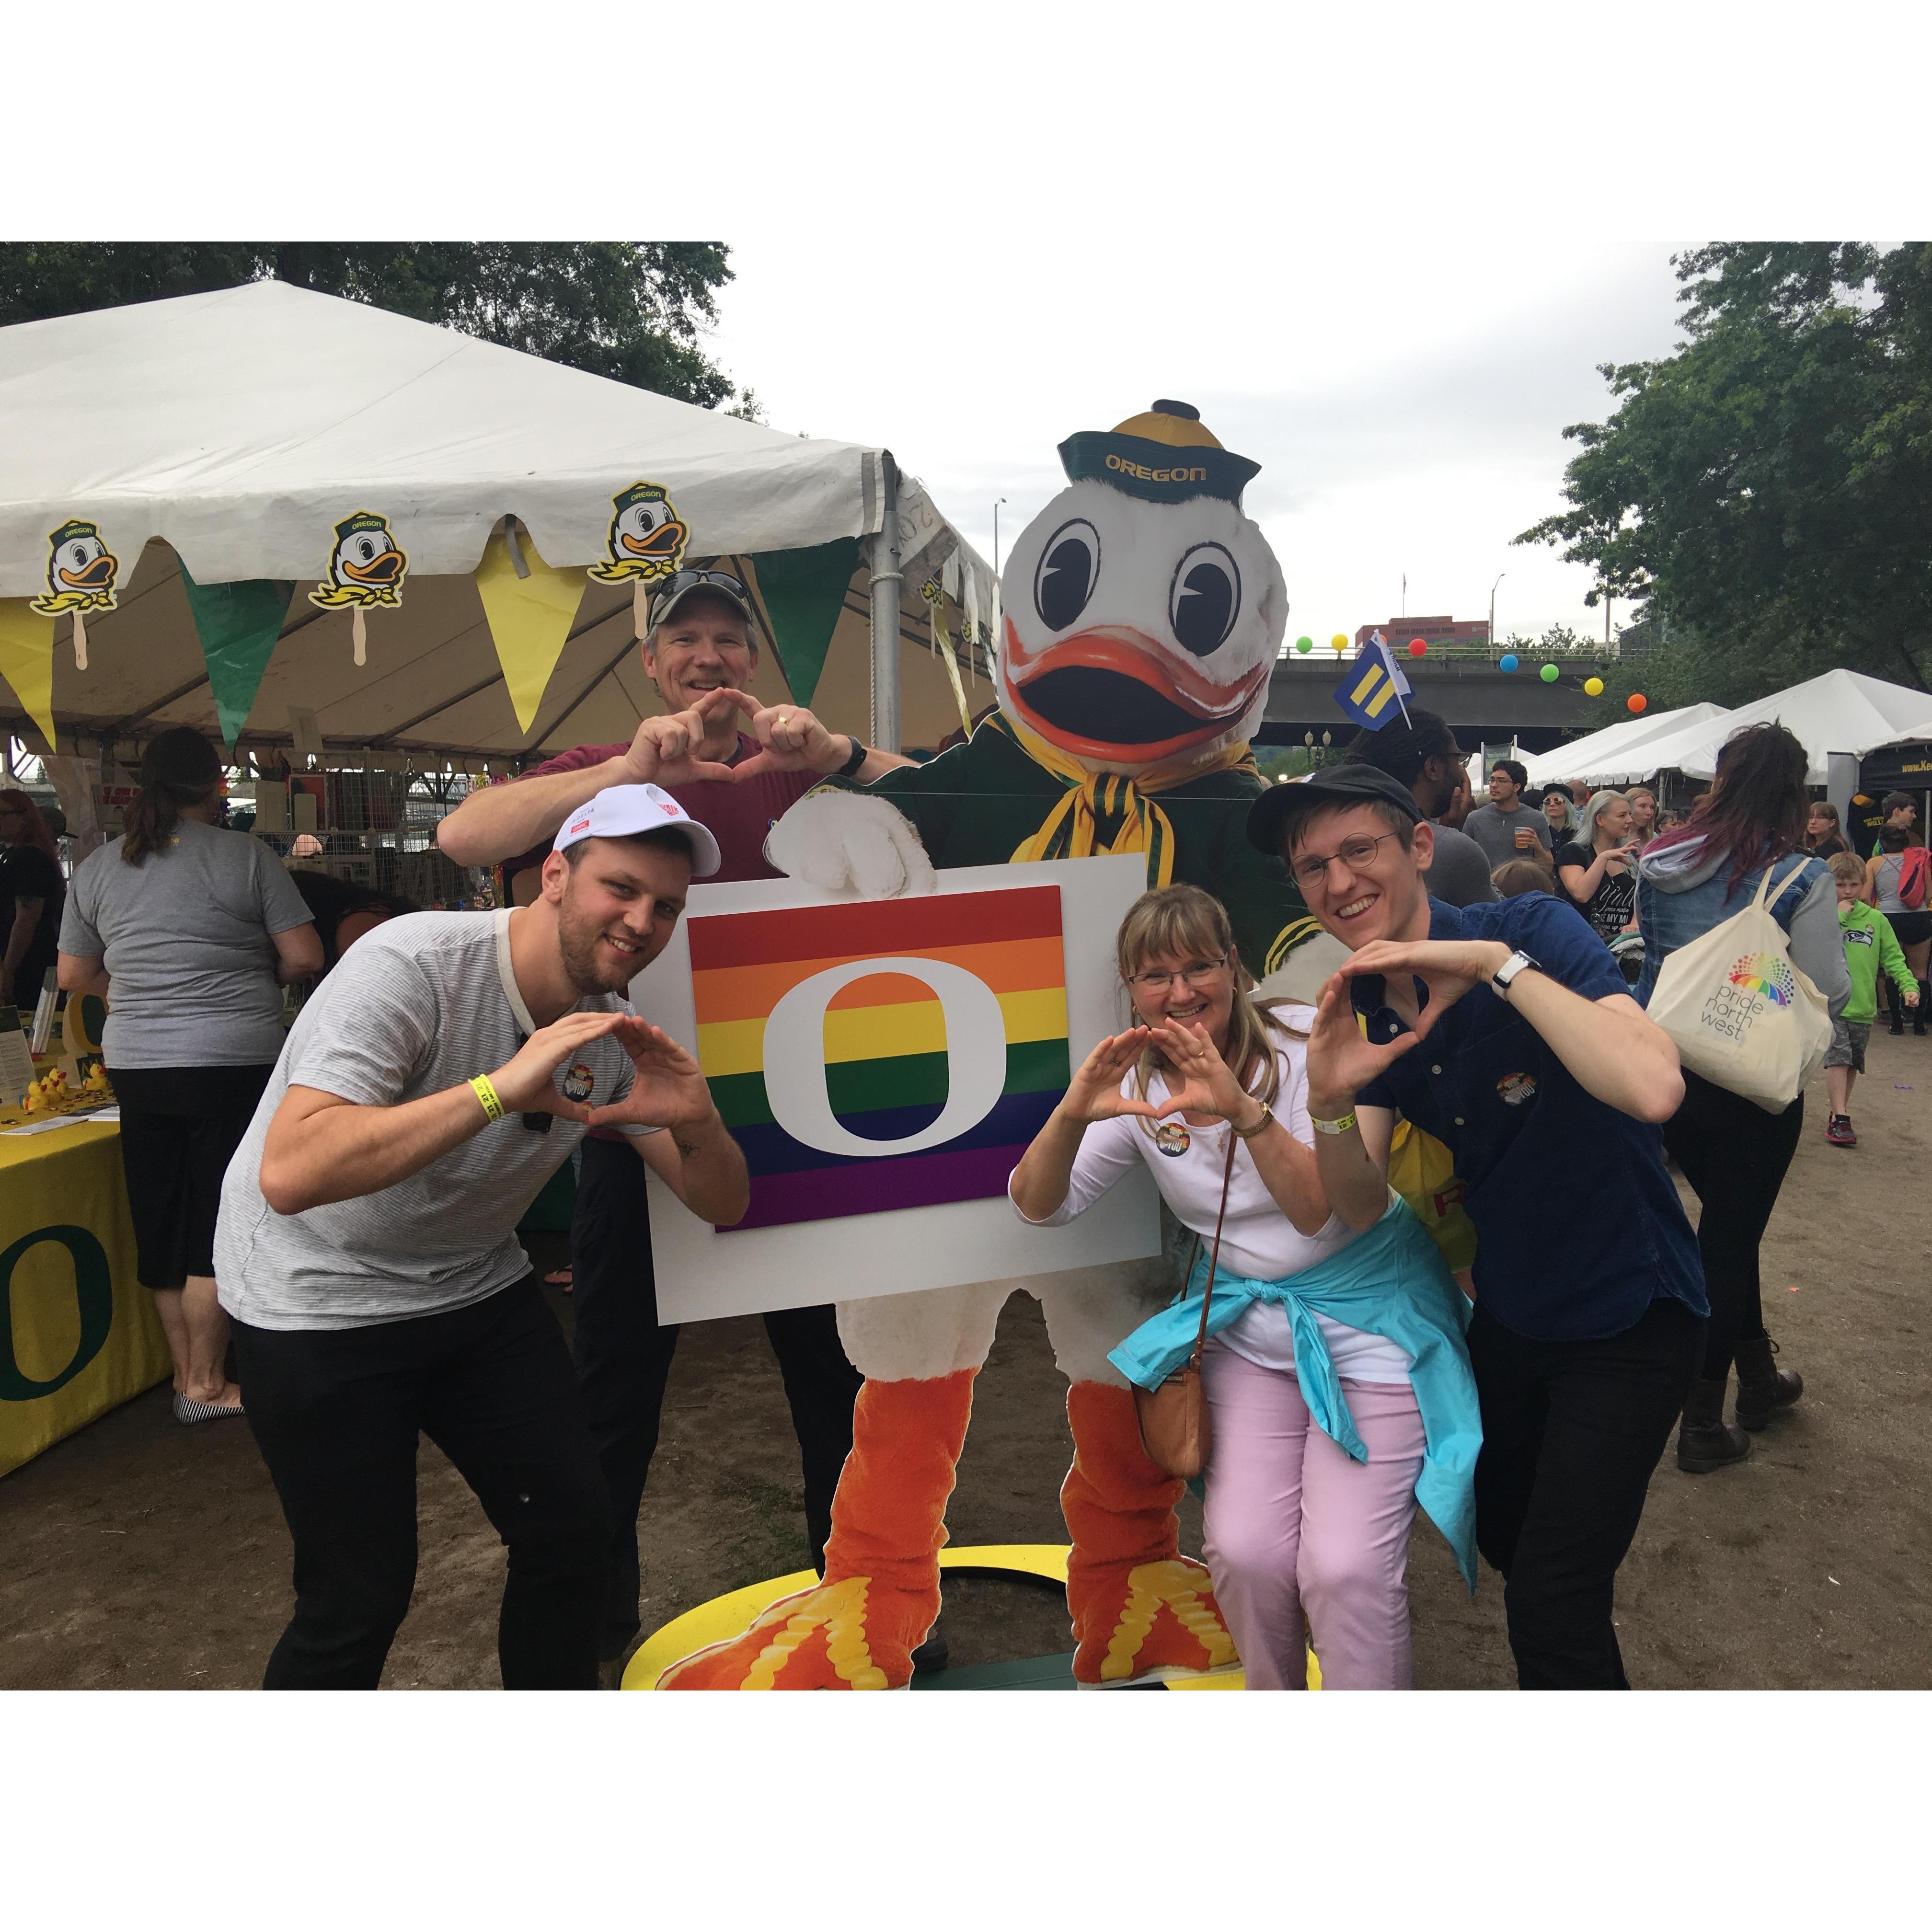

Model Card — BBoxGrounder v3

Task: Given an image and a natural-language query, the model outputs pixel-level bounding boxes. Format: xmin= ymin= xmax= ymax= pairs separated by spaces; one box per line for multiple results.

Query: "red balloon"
xmin=1407 ymin=637 xmax=1427 ymax=657
xmin=1627 ymin=693 xmax=1648 ymax=714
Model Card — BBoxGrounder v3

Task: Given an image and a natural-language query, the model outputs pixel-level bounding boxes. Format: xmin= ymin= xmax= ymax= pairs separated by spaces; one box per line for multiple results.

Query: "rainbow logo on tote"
xmin=689 ymin=886 xmax=1071 ymax=1230
xmin=1727 ymin=952 xmax=1797 ymax=1008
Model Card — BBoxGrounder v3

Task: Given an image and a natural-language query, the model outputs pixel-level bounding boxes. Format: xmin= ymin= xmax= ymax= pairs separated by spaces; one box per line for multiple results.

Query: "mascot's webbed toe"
xmin=764 ymin=789 xmax=938 ymax=897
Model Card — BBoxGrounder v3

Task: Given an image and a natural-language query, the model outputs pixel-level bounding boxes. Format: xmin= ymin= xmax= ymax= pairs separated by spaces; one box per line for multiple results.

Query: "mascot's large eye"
xmin=1033 ymin=519 xmax=1100 ymax=632
xmin=1169 ymin=543 xmax=1241 ymax=657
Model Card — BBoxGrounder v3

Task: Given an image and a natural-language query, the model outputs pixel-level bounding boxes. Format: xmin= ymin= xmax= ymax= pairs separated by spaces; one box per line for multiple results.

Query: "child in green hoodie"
xmin=1825 ymin=851 xmax=1918 ymax=1146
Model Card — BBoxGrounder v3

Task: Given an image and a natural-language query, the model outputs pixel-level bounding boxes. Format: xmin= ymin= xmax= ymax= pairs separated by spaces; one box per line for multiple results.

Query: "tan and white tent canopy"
xmin=0 ymin=280 xmax=995 ymax=759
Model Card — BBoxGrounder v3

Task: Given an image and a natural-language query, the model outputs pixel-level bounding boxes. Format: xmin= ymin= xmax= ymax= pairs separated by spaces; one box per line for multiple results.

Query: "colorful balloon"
xmin=1627 ymin=693 xmax=1648 ymax=714
xmin=1499 ymin=653 xmax=1518 ymax=673
xmin=1331 ymin=632 xmax=1349 ymax=653
xmin=1295 ymin=635 xmax=1313 ymax=654
xmin=1408 ymin=637 xmax=1427 ymax=657
xmin=1584 ymin=676 xmax=1604 ymax=697
xmin=1539 ymin=663 xmax=1559 ymax=682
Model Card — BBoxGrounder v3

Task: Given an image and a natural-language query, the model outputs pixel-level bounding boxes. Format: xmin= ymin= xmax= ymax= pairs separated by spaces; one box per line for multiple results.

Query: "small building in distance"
xmin=1356 ymin=614 xmax=1490 ymax=650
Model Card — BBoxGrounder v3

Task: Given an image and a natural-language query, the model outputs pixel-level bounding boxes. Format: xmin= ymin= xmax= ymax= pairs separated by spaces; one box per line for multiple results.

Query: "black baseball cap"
xmin=1246 ymin=764 xmax=1422 ymax=857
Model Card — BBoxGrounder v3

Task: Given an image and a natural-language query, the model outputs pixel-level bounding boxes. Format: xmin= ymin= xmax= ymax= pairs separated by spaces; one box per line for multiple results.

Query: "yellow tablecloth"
xmin=0 ymin=1116 xmax=171 ymax=1478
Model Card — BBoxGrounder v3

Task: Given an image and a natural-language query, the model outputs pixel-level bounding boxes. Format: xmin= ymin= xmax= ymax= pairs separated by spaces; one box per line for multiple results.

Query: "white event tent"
xmin=1519 ymin=702 xmax=1732 ymax=790
xmin=0 ymin=281 xmax=993 ymax=761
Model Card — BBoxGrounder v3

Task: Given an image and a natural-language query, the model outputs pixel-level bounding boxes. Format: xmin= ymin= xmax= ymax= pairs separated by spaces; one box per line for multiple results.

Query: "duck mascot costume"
xmin=660 ymin=402 xmax=1342 ymax=1690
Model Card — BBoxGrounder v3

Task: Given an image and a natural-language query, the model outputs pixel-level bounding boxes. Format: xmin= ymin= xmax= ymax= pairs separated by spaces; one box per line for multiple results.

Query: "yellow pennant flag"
xmin=0 ymin=600 xmax=58 ymax=748
xmin=473 ymin=524 xmax=588 ymax=736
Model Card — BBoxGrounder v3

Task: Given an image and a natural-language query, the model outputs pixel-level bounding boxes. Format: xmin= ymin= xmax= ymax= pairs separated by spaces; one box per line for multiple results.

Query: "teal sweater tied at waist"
xmin=1107 ymin=1196 xmax=1483 ymax=1591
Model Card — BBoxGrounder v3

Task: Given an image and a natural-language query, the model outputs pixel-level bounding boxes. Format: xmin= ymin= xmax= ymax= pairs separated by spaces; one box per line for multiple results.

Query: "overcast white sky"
xmin=708 ymin=235 xmax=1689 ymax=647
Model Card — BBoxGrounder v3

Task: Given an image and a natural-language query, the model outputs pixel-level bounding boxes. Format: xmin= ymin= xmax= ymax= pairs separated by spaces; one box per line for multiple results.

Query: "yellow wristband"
xmin=470 ymin=1074 xmax=506 ymax=1123
xmin=1310 ymin=1111 xmax=1357 ymax=1137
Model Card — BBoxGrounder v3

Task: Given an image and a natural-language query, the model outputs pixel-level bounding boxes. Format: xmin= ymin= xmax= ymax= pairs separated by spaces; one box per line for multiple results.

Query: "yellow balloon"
xmin=1584 ymin=676 xmax=1604 ymax=697
xmin=1331 ymin=632 xmax=1349 ymax=653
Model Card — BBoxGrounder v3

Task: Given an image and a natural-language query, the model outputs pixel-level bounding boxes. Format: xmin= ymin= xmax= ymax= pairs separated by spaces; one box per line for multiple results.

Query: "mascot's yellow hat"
xmin=1058 ymin=399 xmax=1261 ymax=509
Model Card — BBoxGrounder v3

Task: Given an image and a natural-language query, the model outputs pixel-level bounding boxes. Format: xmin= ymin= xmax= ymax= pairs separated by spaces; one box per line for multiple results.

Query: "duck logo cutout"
xmin=309 ymin=511 xmax=410 ymax=612
xmin=587 ymin=482 xmax=690 ymax=585
xmin=31 ymin=518 xmax=120 ymax=617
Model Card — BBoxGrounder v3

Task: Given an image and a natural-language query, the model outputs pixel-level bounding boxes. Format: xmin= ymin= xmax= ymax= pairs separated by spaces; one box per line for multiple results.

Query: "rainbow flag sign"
xmin=689 ymin=885 xmax=1071 ymax=1230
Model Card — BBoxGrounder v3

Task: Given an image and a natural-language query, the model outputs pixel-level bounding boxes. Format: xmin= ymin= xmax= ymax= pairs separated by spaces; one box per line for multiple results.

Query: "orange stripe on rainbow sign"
xmin=688 ymin=886 xmax=1071 ymax=1230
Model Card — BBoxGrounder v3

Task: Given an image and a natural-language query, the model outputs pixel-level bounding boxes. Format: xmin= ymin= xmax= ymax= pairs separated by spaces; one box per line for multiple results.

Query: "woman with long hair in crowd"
xmin=1805 ymin=800 xmax=1848 ymax=860
xmin=1011 ymin=884 xmax=1478 ymax=1689
xmin=1635 ymin=724 xmax=1850 ymax=1472
xmin=1863 ymin=823 xmax=1931 ymax=1035
xmin=0 ymin=788 xmax=66 ymax=1013
xmin=1553 ymin=789 xmax=1641 ymax=943
xmin=1625 ymin=786 xmax=1660 ymax=847
xmin=58 ymin=728 xmax=322 ymax=1423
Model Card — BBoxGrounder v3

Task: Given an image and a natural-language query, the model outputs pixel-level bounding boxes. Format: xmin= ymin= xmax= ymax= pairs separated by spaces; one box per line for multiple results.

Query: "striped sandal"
xmin=172 ymin=1393 xmax=245 ymax=1426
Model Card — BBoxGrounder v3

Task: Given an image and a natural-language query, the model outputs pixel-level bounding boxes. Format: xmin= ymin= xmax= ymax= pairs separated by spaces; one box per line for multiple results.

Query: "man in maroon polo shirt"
xmin=437 ymin=568 xmax=910 ymax=1672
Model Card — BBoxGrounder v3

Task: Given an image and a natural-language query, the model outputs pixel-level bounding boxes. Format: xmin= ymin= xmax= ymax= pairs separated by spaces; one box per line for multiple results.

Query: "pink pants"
xmin=1200 ymin=1342 xmax=1426 ymax=1690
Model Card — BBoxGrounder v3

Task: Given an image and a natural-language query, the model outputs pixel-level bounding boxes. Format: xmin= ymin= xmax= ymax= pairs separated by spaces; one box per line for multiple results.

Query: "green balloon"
xmin=1540 ymin=663 xmax=1560 ymax=682
xmin=1295 ymin=635 xmax=1313 ymax=654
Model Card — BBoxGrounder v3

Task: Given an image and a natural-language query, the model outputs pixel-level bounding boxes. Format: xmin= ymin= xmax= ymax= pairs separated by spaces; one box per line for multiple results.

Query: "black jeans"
xmin=570 ymin=1135 xmax=863 ymax=1658
xmin=1662 ymin=1070 xmax=1804 ymax=1383
xmin=233 ymin=1278 xmax=610 ymax=1690
xmin=1470 ymin=1295 xmax=1705 ymax=1689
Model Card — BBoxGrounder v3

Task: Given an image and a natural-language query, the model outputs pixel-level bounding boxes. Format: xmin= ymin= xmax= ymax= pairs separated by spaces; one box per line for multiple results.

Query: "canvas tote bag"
xmin=1645 ymin=858 xmax=1832 ymax=1113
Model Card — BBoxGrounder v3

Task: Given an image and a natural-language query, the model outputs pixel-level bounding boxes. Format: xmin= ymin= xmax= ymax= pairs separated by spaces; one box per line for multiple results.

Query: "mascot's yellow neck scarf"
xmin=986 ymin=713 xmax=1259 ymax=886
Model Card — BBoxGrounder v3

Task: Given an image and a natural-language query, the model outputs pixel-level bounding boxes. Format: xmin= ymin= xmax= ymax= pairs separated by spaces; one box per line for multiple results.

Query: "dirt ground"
xmin=5 ymin=1031 xmax=1930 ymax=1690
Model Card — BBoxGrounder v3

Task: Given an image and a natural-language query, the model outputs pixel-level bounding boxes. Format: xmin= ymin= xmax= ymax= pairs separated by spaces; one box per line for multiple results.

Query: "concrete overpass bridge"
xmin=1256 ymin=654 xmax=1617 ymax=756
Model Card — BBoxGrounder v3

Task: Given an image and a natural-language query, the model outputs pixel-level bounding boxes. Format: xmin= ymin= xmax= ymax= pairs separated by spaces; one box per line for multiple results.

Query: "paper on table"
xmin=2 ymin=1105 xmax=119 ymax=1136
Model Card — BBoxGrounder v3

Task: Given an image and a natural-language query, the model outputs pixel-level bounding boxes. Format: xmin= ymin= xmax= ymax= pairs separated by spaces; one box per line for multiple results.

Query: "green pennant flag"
xmin=747 ymin=536 xmax=860 ymax=710
xmin=178 ymin=564 xmax=294 ymax=748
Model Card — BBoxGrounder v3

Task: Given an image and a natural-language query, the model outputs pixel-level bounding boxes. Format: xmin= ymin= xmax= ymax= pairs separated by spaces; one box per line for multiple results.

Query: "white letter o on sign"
xmin=761 ymin=957 xmax=1007 ymax=1158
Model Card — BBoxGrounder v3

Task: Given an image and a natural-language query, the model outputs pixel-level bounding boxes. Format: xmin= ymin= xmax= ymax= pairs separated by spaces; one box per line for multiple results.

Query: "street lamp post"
xmin=1489 ymin=571 xmax=1506 ymax=657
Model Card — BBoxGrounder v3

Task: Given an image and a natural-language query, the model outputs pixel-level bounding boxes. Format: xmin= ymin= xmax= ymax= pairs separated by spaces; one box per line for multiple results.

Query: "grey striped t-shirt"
xmin=215 ymin=908 xmax=653 ymax=1331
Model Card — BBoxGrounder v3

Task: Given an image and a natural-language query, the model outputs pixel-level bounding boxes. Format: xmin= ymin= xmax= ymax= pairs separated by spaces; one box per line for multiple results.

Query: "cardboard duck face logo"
xmin=30 ymin=518 xmax=120 ymax=615
xmin=309 ymin=511 xmax=409 ymax=610
xmin=588 ymin=482 xmax=690 ymax=585
xmin=996 ymin=403 xmax=1286 ymax=779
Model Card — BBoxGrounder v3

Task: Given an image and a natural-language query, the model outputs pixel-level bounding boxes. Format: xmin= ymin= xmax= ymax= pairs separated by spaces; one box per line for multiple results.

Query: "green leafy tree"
xmin=0 ymin=242 xmax=742 ymax=407
xmin=1517 ymin=242 xmax=1932 ymax=705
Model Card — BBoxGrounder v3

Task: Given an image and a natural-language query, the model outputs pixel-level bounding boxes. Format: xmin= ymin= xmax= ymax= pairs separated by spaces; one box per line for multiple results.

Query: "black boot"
xmin=1734 ymin=1334 xmax=1803 ymax=1429
xmin=1916 ymin=982 xmax=1929 ymax=1036
xmin=1888 ymin=982 xmax=1906 ymax=1035
xmin=1677 ymin=1377 xmax=1751 ymax=1473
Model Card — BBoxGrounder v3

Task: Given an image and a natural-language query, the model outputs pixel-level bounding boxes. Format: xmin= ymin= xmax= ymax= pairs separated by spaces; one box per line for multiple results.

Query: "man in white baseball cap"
xmin=213 ymin=783 xmax=746 ymax=1690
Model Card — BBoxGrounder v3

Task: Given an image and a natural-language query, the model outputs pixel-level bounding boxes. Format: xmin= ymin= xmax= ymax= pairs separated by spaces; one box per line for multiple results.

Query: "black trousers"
xmin=233 ymin=1278 xmax=610 ymax=1690
xmin=1661 ymin=1070 xmax=1804 ymax=1383
xmin=570 ymin=1135 xmax=863 ymax=1658
xmin=1470 ymin=1295 xmax=1705 ymax=1690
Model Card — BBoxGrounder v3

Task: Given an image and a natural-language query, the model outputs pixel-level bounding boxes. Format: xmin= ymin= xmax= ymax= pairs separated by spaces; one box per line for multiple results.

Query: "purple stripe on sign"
xmin=719 ymin=1143 xmax=1030 ymax=1232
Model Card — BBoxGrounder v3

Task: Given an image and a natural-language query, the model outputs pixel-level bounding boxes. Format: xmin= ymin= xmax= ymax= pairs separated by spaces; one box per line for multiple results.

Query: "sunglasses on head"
xmin=649 ymin=569 xmax=751 ymax=627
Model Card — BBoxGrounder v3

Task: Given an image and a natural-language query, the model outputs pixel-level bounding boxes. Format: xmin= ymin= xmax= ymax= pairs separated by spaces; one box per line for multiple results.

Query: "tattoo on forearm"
xmin=674 ymin=1134 xmax=702 ymax=1159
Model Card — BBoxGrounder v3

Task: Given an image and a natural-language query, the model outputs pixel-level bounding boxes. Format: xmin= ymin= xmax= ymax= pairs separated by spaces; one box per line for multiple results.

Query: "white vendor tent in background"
xmin=1610 ymin=669 xmax=1932 ymax=787
xmin=1519 ymin=702 xmax=1732 ymax=790
xmin=0 ymin=281 xmax=994 ymax=762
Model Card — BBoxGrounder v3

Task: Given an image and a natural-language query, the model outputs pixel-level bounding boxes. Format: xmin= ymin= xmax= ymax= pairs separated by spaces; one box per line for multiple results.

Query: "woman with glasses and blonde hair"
xmin=1011 ymin=884 xmax=1478 ymax=1689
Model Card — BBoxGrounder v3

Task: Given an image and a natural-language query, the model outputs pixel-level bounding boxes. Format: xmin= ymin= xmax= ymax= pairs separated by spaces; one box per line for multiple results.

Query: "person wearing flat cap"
xmin=1248 ymin=763 xmax=1709 ymax=1690
xmin=437 ymin=567 xmax=908 ymax=1673
xmin=214 ymin=783 xmax=748 ymax=1690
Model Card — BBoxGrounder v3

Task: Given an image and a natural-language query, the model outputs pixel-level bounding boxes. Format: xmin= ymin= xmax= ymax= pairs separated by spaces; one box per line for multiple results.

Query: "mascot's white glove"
xmin=764 ymin=790 xmax=938 ymax=897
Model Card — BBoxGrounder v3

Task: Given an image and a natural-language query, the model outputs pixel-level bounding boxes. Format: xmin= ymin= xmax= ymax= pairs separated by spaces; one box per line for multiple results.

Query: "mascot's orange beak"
xmin=342 ymin=549 xmax=403 ymax=586
xmin=58 ymin=554 xmax=115 ymax=590
xmin=621 ymin=519 xmax=689 ymax=558
xmin=1002 ymin=618 xmax=1269 ymax=766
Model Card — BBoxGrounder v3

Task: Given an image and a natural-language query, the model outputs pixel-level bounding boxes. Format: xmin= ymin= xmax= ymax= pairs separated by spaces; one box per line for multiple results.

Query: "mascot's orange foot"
xmin=1072 ymin=1555 xmax=1240 ymax=1689
xmin=656 ymin=1576 xmax=911 ymax=1691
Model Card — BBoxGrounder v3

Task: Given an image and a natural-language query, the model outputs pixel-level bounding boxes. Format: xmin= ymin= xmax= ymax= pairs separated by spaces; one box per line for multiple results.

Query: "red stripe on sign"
xmin=688 ymin=885 xmax=1062 ymax=971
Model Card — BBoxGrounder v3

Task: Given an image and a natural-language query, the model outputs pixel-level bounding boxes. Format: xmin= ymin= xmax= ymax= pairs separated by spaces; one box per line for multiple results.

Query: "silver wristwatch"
xmin=1492 ymin=949 xmax=1539 ymax=999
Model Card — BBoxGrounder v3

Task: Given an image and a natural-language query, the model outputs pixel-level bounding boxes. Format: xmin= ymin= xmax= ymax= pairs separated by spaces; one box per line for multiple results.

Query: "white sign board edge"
xmin=627 ymin=854 xmax=1162 ymax=1323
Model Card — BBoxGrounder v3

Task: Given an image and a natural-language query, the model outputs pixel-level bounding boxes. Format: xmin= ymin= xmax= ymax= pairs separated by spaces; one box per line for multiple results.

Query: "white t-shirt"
xmin=1012 ymin=1011 xmax=1413 ymax=1385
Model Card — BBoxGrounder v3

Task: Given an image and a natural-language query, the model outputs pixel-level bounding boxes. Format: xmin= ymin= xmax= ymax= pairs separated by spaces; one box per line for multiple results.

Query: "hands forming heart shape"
xmin=611 ymin=687 xmax=851 ymax=788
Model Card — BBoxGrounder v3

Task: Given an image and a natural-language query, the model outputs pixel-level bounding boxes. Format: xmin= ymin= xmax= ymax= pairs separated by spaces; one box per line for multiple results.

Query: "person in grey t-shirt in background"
xmin=58 ymin=727 xmax=322 ymax=1426
xmin=1461 ymin=758 xmax=1555 ymax=872
xmin=216 ymin=783 xmax=748 ymax=1690
xmin=1342 ymin=709 xmax=1498 ymax=908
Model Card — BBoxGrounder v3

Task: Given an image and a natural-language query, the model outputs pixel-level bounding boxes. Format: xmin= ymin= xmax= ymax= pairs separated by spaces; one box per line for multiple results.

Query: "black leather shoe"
xmin=1734 ymin=1334 xmax=1803 ymax=1430
xmin=1677 ymin=1377 xmax=1752 ymax=1473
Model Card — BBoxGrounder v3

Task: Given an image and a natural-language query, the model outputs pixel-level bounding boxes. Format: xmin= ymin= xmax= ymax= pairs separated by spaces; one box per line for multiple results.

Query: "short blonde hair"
xmin=1828 ymin=851 xmax=1866 ymax=890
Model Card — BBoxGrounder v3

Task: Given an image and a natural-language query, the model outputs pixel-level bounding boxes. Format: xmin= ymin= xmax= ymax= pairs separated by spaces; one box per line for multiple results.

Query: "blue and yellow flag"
xmin=1332 ymin=632 xmax=1412 ymax=731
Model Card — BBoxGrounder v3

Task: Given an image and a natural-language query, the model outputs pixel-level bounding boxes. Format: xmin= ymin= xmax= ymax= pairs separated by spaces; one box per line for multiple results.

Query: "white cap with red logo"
xmin=550 ymin=782 xmax=723 ymax=878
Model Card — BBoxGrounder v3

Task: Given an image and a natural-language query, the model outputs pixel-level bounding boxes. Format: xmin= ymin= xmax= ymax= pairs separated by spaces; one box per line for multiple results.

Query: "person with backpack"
xmin=1635 ymin=724 xmax=1850 ymax=1474
xmin=1863 ymin=825 xmax=1931 ymax=1036
xmin=1822 ymin=851 xmax=1919 ymax=1147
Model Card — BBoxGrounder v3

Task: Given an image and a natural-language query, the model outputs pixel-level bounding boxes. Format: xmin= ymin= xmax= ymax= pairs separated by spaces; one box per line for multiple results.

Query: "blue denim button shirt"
xmin=1354 ymin=894 xmax=1707 ymax=1342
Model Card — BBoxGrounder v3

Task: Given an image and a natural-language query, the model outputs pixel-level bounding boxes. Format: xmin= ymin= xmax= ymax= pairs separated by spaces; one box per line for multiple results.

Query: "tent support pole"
xmin=868 ymin=455 xmax=901 ymax=752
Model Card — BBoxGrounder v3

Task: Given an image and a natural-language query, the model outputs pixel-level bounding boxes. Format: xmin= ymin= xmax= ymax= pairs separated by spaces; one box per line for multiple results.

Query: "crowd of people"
xmin=29 ymin=575 xmax=1920 ymax=1693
